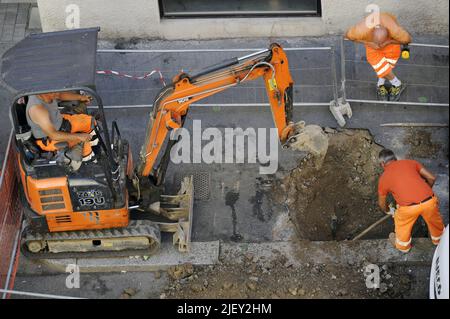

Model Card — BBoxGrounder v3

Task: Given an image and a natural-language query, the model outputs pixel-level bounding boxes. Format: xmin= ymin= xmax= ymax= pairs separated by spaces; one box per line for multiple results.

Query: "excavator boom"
xmin=137 ymin=44 xmax=300 ymax=181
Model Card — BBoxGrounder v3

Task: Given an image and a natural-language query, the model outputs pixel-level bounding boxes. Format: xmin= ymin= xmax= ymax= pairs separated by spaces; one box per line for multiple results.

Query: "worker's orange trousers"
xmin=365 ymin=44 xmax=401 ymax=78
xmin=36 ymin=114 xmax=95 ymax=157
xmin=394 ymin=196 xmax=445 ymax=252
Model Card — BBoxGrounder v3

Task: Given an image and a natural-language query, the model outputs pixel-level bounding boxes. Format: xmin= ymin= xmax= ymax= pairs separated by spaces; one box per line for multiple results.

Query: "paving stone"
xmin=15 ymin=8 xmax=28 ymax=25
xmin=1 ymin=24 xmax=14 ymax=41
xmin=42 ymin=241 xmax=220 ymax=273
xmin=27 ymin=5 xmax=40 ymax=29
xmin=1 ymin=0 xmax=36 ymax=3
xmin=13 ymin=23 xmax=25 ymax=41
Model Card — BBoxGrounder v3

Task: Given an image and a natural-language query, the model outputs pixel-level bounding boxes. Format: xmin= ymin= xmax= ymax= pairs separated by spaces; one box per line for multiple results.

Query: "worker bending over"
xmin=26 ymin=92 xmax=97 ymax=162
xmin=378 ymin=149 xmax=445 ymax=253
xmin=345 ymin=12 xmax=412 ymax=101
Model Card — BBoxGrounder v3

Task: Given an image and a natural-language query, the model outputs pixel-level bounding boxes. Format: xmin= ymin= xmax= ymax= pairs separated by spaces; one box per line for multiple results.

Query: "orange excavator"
xmin=1 ymin=28 xmax=327 ymax=258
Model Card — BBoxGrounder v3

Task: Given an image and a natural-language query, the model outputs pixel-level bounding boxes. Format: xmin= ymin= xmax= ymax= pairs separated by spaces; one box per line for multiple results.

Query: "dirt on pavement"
xmin=162 ymin=256 xmax=430 ymax=299
xmin=404 ymin=129 xmax=442 ymax=159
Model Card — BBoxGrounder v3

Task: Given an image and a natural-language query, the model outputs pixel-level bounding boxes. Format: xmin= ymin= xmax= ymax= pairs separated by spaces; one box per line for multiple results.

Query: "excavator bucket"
xmin=283 ymin=122 xmax=329 ymax=160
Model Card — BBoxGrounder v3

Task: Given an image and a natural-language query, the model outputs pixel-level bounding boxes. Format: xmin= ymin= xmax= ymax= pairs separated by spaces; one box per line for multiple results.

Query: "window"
xmin=159 ymin=0 xmax=321 ymax=18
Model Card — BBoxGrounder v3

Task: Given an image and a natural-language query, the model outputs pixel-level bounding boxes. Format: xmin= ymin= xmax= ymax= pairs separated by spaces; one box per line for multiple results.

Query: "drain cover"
xmin=174 ymin=171 xmax=211 ymax=201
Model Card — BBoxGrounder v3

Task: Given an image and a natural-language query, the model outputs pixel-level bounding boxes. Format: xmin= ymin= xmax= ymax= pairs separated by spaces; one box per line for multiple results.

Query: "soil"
xmin=273 ymin=129 xmax=394 ymax=241
xmin=404 ymin=129 xmax=442 ymax=159
xmin=162 ymin=257 xmax=429 ymax=299
xmin=272 ymin=129 xmax=431 ymax=241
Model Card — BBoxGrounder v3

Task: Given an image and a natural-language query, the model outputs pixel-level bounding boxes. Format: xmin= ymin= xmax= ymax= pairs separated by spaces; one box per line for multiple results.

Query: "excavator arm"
xmin=136 ymin=43 xmax=326 ymax=182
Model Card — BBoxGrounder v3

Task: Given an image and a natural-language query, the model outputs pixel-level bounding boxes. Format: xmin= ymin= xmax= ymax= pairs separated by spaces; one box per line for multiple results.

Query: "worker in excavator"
xmin=26 ymin=92 xmax=98 ymax=162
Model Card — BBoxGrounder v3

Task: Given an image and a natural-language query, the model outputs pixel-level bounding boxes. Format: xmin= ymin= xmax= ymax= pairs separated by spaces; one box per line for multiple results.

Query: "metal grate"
xmin=173 ymin=171 xmax=210 ymax=201
xmin=55 ymin=215 xmax=72 ymax=224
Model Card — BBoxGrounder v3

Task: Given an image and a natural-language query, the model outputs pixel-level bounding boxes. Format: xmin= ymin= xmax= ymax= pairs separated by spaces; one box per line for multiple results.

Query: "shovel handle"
xmin=352 ymin=215 xmax=391 ymax=241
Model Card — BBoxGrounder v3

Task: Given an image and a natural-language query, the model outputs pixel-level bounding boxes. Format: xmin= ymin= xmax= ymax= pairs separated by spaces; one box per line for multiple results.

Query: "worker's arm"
xmin=419 ymin=167 xmax=436 ymax=187
xmin=378 ymin=194 xmax=389 ymax=213
xmin=28 ymin=104 xmax=91 ymax=143
xmin=384 ymin=15 xmax=412 ymax=44
xmin=345 ymin=24 xmax=365 ymax=42
xmin=345 ymin=24 xmax=381 ymax=49
xmin=57 ymin=92 xmax=92 ymax=103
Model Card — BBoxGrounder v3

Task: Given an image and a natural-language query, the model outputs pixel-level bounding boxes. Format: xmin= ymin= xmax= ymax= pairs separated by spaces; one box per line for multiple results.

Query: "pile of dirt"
xmin=404 ymin=129 xmax=442 ymax=159
xmin=162 ymin=256 xmax=428 ymax=299
xmin=274 ymin=129 xmax=393 ymax=241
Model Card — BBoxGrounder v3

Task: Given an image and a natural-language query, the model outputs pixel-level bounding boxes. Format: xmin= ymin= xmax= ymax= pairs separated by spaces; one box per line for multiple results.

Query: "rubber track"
xmin=21 ymin=220 xmax=161 ymax=259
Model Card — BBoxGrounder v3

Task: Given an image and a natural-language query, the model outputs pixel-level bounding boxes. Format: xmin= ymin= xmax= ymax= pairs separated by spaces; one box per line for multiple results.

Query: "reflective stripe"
xmin=431 ymin=235 xmax=441 ymax=241
xmin=396 ymin=237 xmax=412 ymax=247
xmin=398 ymin=246 xmax=411 ymax=253
xmin=386 ymin=58 xmax=398 ymax=65
xmin=82 ymin=151 xmax=95 ymax=162
xmin=372 ymin=57 xmax=387 ymax=69
xmin=377 ymin=63 xmax=391 ymax=75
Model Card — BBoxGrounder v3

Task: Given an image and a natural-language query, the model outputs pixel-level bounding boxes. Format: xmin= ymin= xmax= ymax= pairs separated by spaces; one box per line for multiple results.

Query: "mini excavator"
xmin=1 ymin=28 xmax=327 ymax=259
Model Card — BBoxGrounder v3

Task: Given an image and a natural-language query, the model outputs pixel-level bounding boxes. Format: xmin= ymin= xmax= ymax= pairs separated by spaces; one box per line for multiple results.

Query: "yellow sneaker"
xmin=377 ymin=85 xmax=389 ymax=101
xmin=389 ymin=84 xmax=406 ymax=102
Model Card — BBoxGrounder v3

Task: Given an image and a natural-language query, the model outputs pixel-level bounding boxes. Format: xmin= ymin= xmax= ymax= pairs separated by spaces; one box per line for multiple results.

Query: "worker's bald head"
xmin=372 ymin=26 xmax=388 ymax=45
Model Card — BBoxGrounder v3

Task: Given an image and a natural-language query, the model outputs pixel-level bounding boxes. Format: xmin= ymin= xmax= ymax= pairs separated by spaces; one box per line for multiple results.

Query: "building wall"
xmin=37 ymin=0 xmax=449 ymax=39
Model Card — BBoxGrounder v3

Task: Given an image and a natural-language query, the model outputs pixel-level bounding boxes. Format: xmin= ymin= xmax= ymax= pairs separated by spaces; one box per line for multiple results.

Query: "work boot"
xmin=389 ymin=84 xmax=406 ymax=102
xmin=376 ymin=85 xmax=389 ymax=101
xmin=64 ymin=144 xmax=83 ymax=171
xmin=65 ymin=143 xmax=83 ymax=162
xmin=388 ymin=232 xmax=396 ymax=248
xmin=389 ymin=232 xmax=411 ymax=253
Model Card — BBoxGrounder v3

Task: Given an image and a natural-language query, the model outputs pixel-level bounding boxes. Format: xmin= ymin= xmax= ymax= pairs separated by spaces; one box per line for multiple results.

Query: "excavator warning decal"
xmin=268 ymin=78 xmax=278 ymax=91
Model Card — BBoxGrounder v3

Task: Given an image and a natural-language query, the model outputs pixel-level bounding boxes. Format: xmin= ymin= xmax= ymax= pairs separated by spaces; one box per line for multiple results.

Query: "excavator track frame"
xmin=21 ymin=220 xmax=161 ymax=259
xmin=20 ymin=176 xmax=194 ymax=259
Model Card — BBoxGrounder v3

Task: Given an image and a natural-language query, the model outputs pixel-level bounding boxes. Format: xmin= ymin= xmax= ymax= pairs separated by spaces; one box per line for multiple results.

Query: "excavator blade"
xmin=283 ymin=122 xmax=329 ymax=160
xmin=132 ymin=175 xmax=195 ymax=253
xmin=157 ymin=176 xmax=194 ymax=253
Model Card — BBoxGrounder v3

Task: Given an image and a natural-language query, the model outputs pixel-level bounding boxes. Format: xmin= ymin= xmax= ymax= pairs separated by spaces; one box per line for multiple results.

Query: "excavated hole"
xmin=274 ymin=129 xmax=429 ymax=241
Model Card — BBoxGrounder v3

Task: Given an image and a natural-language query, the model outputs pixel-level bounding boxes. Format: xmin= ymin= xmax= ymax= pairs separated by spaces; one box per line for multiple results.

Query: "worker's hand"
xmin=380 ymin=39 xmax=398 ymax=48
xmin=366 ymin=42 xmax=381 ymax=50
xmin=80 ymin=95 xmax=93 ymax=104
xmin=76 ymin=133 xmax=92 ymax=143
xmin=386 ymin=204 xmax=396 ymax=217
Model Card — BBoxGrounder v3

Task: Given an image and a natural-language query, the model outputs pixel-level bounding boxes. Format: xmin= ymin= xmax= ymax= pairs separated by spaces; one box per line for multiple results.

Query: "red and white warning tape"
xmin=96 ymin=69 xmax=166 ymax=86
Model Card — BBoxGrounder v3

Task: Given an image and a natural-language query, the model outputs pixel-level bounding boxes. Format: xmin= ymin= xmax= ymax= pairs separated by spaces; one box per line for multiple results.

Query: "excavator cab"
xmin=1 ymin=28 xmax=167 ymax=258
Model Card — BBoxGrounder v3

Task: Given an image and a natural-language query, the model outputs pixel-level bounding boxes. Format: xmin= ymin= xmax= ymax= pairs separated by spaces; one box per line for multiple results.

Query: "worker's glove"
xmin=386 ymin=204 xmax=396 ymax=217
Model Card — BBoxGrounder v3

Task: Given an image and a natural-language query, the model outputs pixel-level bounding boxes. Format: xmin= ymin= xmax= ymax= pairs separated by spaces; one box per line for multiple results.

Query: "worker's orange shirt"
xmin=378 ymin=160 xmax=434 ymax=206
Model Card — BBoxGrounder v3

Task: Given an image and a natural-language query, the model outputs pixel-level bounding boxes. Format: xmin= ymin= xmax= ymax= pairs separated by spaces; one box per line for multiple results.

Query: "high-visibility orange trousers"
xmin=36 ymin=114 xmax=95 ymax=157
xmin=366 ymin=44 xmax=401 ymax=78
xmin=394 ymin=196 xmax=445 ymax=252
